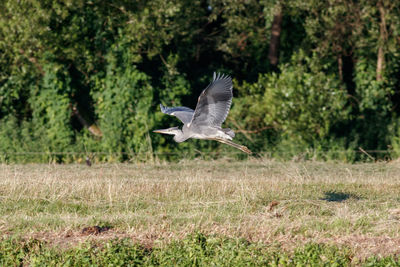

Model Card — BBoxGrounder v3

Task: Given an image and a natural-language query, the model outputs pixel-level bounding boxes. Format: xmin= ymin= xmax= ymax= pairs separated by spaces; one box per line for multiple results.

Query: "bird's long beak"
xmin=153 ymin=128 xmax=173 ymax=135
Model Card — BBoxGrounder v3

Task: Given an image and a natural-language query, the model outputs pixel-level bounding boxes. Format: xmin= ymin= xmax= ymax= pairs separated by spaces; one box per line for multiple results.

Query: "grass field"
xmin=1 ymin=159 xmax=400 ymax=265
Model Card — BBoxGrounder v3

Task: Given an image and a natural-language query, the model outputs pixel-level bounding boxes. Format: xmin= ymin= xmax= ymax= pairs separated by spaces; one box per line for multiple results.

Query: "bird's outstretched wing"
xmin=160 ymin=104 xmax=194 ymax=124
xmin=190 ymin=72 xmax=233 ymax=127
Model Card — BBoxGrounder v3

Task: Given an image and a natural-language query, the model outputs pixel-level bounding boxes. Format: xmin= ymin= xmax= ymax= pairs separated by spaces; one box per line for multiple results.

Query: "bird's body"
xmin=173 ymin=124 xmax=234 ymax=142
xmin=154 ymin=73 xmax=251 ymax=154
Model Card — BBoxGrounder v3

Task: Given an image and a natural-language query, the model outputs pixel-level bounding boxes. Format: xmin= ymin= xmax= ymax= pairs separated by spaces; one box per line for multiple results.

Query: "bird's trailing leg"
xmin=210 ymin=138 xmax=252 ymax=154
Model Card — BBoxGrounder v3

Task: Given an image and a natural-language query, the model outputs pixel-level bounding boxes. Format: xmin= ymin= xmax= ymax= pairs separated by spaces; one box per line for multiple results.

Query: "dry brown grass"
xmin=1 ymin=159 xmax=400 ymax=258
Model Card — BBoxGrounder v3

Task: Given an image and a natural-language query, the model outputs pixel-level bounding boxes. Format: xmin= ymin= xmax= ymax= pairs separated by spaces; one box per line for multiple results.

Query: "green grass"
xmin=1 ymin=233 xmax=399 ymax=266
xmin=1 ymin=159 xmax=400 ymax=264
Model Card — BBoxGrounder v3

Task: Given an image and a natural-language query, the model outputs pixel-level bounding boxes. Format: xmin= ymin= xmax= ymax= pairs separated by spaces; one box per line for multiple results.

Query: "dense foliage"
xmin=1 ymin=234 xmax=399 ymax=266
xmin=1 ymin=0 xmax=400 ymax=162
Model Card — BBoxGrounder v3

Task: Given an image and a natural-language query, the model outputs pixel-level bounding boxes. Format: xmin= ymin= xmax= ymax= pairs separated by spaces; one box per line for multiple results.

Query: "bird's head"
xmin=153 ymin=126 xmax=187 ymax=143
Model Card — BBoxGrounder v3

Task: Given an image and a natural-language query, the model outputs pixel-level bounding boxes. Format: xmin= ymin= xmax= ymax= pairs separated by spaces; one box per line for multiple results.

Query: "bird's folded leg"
xmin=211 ymin=138 xmax=252 ymax=154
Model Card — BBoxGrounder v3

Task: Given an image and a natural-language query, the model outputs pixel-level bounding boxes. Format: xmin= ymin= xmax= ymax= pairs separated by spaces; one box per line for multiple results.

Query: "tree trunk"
xmin=377 ymin=46 xmax=384 ymax=81
xmin=268 ymin=6 xmax=283 ymax=67
xmin=377 ymin=3 xmax=387 ymax=81
xmin=338 ymin=55 xmax=343 ymax=81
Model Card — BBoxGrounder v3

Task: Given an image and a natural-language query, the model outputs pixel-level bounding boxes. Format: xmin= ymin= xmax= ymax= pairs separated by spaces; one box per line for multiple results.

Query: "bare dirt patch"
xmin=81 ymin=225 xmax=111 ymax=236
xmin=8 ymin=224 xmax=400 ymax=261
xmin=321 ymin=235 xmax=400 ymax=260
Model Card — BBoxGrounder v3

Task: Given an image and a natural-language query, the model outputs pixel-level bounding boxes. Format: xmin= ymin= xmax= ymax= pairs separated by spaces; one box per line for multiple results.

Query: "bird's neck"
xmin=173 ymin=129 xmax=189 ymax=143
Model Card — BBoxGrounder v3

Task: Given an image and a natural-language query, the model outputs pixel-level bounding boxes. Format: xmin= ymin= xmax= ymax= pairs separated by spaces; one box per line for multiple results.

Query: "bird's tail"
xmin=222 ymin=128 xmax=235 ymax=138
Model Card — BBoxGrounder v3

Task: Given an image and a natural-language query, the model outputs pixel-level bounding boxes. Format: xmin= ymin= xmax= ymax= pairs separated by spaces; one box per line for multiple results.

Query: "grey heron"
xmin=153 ymin=72 xmax=252 ymax=154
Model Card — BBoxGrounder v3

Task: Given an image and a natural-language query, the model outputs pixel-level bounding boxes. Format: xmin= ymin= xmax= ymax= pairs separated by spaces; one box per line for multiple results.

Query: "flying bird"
xmin=153 ymin=72 xmax=252 ymax=154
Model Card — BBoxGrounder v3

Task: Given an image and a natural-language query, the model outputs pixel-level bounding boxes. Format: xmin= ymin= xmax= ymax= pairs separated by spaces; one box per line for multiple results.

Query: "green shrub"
xmin=1 ymin=234 xmax=400 ymax=266
xmin=91 ymin=47 xmax=155 ymax=161
xmin=231 ymin=51 xmax=351 ymax=160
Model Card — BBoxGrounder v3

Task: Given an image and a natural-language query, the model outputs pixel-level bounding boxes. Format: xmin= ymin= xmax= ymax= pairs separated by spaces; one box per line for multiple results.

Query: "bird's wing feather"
xmin=191 ymin=72 xmax=233 ymax=127
xmin=160 ymin=104 xmax=194 ymax=124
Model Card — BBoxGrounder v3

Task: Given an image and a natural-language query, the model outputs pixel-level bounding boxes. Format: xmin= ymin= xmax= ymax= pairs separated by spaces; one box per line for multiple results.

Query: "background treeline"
xmin=1 ymin=0 xmax=400 ymax=162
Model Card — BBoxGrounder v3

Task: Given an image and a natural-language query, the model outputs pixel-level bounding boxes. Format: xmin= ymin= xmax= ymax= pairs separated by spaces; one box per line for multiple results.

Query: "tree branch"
xmin=71 ymin=105 xmax=103 ymax=137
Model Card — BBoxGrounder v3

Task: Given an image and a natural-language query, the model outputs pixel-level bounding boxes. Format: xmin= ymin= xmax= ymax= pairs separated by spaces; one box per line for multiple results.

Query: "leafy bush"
xmin=231 ymin=51 xmax=352 ymax=160
xmin=91 ymin=49 xmax=155 ymax=161
xmin=1 ymin=0 xmax=400 ymax=162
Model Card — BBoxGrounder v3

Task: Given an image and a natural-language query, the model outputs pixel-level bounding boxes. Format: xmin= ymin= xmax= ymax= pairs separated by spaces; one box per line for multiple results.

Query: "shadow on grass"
xmin=321 ymin=191 xmax=360 ymax=202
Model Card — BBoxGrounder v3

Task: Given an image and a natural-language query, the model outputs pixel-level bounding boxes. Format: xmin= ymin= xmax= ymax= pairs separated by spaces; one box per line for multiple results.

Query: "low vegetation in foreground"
xmin=1 ymin=233 xmax=399 ymax=266
xmin=1 ymin=159 xmax=400 ymax=265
